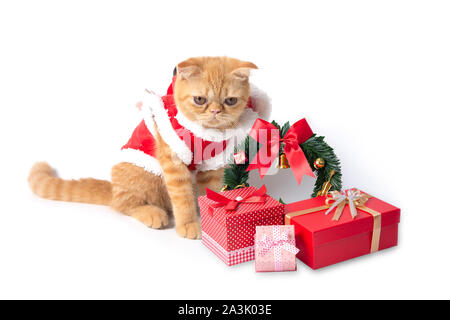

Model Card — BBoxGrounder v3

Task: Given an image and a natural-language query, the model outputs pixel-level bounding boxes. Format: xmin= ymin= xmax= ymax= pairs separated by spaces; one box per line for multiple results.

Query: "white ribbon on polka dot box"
xmin=199 ymin=186 xmax=285 ymax=266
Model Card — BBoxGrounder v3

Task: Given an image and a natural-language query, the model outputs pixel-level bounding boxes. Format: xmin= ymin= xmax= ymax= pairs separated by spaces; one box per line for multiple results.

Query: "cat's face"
xmin=174 ymin=57 xmax=257 ymax=130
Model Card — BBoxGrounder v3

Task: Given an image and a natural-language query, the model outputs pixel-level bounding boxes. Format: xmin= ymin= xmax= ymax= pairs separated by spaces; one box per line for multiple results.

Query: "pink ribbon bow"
xmin=205 ymin=185 xmax=267 ymax=215
xmin=257 ymin=232 xmax=299 ymax=257
xmin=256 ymin=226 xmax=300 ymax=271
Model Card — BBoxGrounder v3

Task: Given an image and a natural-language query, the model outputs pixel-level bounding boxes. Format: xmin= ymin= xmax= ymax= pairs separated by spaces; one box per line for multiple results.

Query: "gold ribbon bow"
xmin=325 ymin=189 xmax=371 ymax=221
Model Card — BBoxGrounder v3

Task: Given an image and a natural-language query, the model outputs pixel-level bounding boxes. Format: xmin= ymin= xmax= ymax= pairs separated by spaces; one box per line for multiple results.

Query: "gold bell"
xmin=278 ymin=153 xmax=290 ymax=169
xmin=317 ymin=170 xmax=335 ymax=197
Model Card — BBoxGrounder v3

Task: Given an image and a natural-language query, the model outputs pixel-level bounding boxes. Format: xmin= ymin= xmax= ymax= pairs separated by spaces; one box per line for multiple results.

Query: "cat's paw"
xmin=132 ymin=206 xmax=169 ymax=229
xmin=145 ymin=209 xmax=170 ymax=229
xmin=176 ymin=221 xmax=201 ymax=240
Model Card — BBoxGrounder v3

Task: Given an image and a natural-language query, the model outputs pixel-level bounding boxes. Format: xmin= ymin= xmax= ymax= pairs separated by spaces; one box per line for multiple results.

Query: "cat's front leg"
xmin=156 ymin=132 xmax=201 ymax=239
xmin=196 ymin=168 xmax=224 ymax=196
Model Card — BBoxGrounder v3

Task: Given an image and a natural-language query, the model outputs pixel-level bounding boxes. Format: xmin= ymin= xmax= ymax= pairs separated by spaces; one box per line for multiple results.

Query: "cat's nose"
xmin=210 ymin=109 xmax=222 ymax=116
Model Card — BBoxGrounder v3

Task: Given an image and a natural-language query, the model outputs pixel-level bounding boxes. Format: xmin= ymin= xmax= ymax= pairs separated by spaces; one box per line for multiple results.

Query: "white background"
xmin=1 ymin=0 xmax=449 ymax=299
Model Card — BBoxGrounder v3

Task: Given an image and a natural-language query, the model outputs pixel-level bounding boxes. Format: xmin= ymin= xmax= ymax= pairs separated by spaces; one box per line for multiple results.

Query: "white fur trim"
xmin=175 ymin=105 xmax=258 ymax=142
xmin=141 ymin=91 xmax=193 ymax=165
xmin=175 ymin=108 xmax=254 ymax=171
xmin=195 ymin=126 xmax=248 ymax=172
xmin=250 ymin=83 xmax=272 ymax=121
xmin=195 ymin=141 xmax=235 ymax=172
xmin=119 ymin=148 xmax=163 ymax=176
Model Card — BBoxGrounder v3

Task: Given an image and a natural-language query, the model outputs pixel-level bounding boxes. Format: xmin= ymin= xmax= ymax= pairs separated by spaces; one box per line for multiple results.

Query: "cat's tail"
xmin=28 ymin=162 xmax=112 ymax=206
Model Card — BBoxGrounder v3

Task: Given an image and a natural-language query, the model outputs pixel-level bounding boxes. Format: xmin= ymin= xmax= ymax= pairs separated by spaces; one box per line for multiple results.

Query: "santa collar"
xmin=140 ymin=77 xmax=272 ymax=171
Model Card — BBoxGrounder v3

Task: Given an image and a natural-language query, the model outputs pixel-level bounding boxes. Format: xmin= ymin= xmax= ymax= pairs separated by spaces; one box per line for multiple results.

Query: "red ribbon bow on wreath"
xmin=205 ymin=185 xmax=268 ymax=215
xmin=246 ymin=118 xmax=315 ymax=185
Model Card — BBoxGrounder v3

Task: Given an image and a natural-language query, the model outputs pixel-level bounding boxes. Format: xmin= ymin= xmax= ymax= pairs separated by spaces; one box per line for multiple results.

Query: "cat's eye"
xmin=193 ymin=96 xmax=207 ymax=106
xmin=224 ymin=97 xmax=238 ymax=106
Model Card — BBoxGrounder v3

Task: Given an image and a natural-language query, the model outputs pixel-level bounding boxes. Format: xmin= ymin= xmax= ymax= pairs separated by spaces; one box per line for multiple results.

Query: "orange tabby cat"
xmin=28 ymin=56 xmax=271 ymax=239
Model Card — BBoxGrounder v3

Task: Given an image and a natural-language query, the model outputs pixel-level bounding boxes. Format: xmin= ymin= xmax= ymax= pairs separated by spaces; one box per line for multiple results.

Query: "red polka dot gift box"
xmin=199 ymin=185 xmax=285 ymax=266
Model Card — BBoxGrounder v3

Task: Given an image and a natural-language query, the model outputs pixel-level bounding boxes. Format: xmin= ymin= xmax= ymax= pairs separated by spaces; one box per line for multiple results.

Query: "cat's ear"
xmin=231 ymin=61 xmax=258 ymax=81
xmin=177 ymin=58 xmax=201 ymax=80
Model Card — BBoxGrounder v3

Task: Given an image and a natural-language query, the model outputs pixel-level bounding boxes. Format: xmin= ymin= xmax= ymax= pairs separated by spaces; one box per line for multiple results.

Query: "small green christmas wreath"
xmin=222 ymin=120 xmax=342 ymax=197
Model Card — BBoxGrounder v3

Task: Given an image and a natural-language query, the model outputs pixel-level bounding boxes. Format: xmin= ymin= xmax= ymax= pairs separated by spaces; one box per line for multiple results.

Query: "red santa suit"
xmin=120 ymin=77 xmax=271 ymax=176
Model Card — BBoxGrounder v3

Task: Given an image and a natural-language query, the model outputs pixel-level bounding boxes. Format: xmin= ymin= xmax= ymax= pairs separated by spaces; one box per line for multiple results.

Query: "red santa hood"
xmin=120 ymin=78 xmax=272 ymax=175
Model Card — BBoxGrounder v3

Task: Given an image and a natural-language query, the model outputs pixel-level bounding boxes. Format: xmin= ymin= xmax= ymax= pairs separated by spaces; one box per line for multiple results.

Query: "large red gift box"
xmin=199 ymin=186 xmax=285 ymax=266
xmin=285 ymin=189 xmax=400 ymax=269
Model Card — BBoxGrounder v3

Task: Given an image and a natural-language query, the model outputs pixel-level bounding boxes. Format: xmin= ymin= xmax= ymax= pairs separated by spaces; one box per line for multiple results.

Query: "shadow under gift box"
xmin=285 ymin=191 xmax=401 ymax=270
xmin=198 ymin=187 xmax=285 ymax=266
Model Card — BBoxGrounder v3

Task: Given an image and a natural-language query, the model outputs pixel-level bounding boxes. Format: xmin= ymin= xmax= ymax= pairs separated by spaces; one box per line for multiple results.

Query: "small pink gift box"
xmin=255 ymin=225 xmax=299 ymax=272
